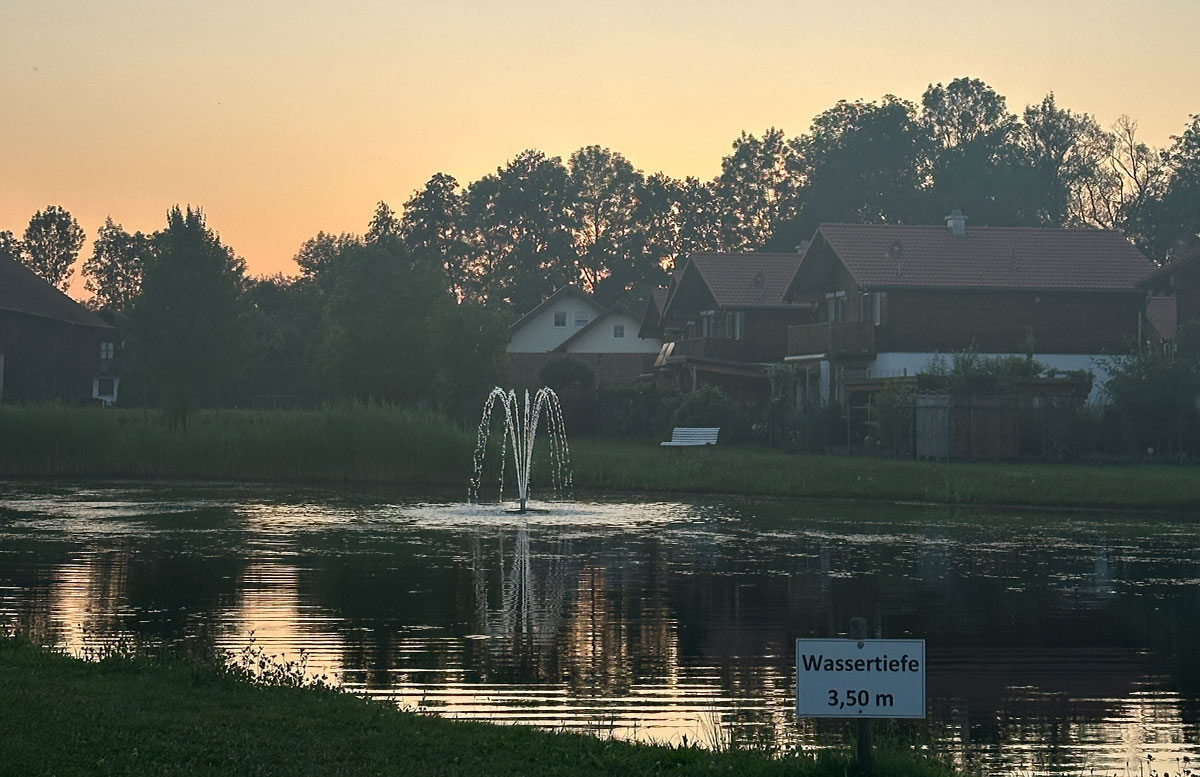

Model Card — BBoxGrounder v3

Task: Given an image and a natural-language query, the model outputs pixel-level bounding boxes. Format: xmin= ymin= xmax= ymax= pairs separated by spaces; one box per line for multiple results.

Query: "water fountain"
xmin=469 ymin=387 xmax=572 ymax=513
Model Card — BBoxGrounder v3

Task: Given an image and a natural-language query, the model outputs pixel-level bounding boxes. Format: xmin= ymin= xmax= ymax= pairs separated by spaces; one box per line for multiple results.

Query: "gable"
xmin=0 ymin=256 xmax=113 ymax=329
xmin=507 ymin=288 xmax=606 ymax=353
xmin=559 ymin=310 xmax=661 ymax=354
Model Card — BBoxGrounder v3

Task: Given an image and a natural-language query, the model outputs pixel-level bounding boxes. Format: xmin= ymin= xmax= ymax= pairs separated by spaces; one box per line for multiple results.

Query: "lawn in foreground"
xmin=0 ymin=637 xmax=955 ymax=777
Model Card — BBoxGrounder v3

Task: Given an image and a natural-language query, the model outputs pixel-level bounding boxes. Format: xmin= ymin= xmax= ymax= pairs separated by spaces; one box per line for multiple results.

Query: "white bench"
xmin=661 ymin=427 xmax=720 ymax=447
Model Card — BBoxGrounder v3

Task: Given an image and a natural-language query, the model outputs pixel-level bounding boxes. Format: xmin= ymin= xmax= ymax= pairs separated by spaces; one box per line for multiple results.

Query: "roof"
xmin=811 ymin=224 xmax=1153 ymax=292
xmin=0 ymin=256 xmax=113 ymax=328
xmin=1146 ymin=295 xmax=1177 ymax=341
xmin=1139 ymin=245 xmax=1200 ymax=288
xmin=678 ymin=252 xmax=806 ymax=308
xmin=508 ymin=285 xmax=600 ymax=331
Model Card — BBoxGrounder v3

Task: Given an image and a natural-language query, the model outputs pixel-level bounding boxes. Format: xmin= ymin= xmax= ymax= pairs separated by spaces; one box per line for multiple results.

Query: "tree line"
xmin=2 ymin=77 xmax=1197 ymax=421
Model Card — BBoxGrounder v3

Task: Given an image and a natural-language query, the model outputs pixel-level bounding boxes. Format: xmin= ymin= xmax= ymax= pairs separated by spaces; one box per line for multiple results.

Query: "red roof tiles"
xmin=814 ymin=224 xmax=1153 ymax=292
xmin=684 ymin=252 xmax=805 ymax=308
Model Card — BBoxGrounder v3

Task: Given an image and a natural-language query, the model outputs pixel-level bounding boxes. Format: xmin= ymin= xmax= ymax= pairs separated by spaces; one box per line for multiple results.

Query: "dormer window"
xmin=553 ymin=311 xmax=567 ymax=327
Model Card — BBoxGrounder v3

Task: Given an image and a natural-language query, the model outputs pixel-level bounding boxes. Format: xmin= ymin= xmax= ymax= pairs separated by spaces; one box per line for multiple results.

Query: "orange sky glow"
xmin=3 ymin=0 xmax=1198 ymax=299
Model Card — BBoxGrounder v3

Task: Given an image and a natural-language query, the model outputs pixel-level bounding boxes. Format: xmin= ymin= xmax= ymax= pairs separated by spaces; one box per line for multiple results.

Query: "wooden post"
xmin=849 ymin=617 xmax=874 ymax=775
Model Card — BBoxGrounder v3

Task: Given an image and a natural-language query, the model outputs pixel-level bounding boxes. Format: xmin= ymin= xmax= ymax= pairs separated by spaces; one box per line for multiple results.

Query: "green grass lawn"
xmin=0 ymin=636 xmax=954 ymax=777
xmin=568 ymin=439 xmax=1200 ymax=510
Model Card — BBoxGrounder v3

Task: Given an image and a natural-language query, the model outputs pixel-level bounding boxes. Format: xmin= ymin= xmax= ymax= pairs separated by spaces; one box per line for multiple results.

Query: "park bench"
xmin=660 ymin=427 xmax=720 ymax=447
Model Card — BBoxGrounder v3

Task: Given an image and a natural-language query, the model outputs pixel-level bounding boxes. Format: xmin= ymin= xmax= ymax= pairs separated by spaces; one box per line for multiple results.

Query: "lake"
xmin=1 ymin=481 xmax=1197 ymax=776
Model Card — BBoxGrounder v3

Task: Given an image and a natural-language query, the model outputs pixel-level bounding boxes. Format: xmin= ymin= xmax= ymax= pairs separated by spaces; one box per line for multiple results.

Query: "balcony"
xmin=663 ymin=336 xmax=742 ymax=362
xmin=787 ymin=321 xmax=876 ymax=359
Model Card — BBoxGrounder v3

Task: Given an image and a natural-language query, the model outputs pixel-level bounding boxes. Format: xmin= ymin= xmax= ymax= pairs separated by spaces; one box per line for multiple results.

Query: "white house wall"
xmin=507 ymin=297 xmax=606 ymax=353
xmin=565 ymin=313 xmax=661 ymax=354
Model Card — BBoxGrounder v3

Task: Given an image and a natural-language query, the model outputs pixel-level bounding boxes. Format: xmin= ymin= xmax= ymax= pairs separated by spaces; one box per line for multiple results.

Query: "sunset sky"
xmin=3 ymin=0 xmax=1198 ymax=298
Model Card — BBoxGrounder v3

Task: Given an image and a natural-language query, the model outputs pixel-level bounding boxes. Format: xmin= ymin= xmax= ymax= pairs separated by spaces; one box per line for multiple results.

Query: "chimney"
xmin=945 ymin=209 xmax=968 ymax=236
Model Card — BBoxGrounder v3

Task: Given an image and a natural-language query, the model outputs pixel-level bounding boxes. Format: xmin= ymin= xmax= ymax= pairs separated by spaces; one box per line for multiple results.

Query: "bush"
xmin=596 ymin=382 xmax=672 ymax=439
xmin=538 ymin=357 xmax=598 ymax=435
xmin=671 ymin=385 xmax=760 ymax=443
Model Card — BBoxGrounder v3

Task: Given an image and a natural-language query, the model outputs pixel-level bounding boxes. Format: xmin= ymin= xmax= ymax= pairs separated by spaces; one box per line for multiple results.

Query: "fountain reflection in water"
xmin=469 ymin=387 xmax=572 ymax=513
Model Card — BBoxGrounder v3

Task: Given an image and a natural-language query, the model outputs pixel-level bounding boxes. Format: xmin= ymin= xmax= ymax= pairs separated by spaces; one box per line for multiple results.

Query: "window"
xmin=724 ymin=311 xmax=744 ymax=340
xmin=553 ymin=311 xmax=567 ymax=327
xmin=574 ymin=311 xmax=589 ymax=328
xmin=97 ymin=378 xmax=115 ymax=397
xmin=100 ymin=341 xmax=114 ymax=361
xmin=612 ymin=324 xmax=625 ymax=339
xmin=825 ymin=291 xmax=847 ymax=322
xmin=700 ymin=311 xmax=716 ymax=338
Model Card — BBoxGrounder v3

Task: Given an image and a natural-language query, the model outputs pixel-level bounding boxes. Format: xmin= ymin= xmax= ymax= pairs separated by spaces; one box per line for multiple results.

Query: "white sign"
xmin=796 ymin=638 xmax=926 ymax=718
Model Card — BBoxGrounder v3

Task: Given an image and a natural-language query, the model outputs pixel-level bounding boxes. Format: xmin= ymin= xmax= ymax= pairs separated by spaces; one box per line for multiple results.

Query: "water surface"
xmin=1 ymin=482 xmax=1197 ymax=776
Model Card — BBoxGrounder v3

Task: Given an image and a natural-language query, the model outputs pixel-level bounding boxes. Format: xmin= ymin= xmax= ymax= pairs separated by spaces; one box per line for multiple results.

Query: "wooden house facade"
xmin=652 ymin=252 xmax=816 ymax=401
xmin=783 ymin=216 xmax=1155 ymax=405
xmin=0 ymin=257 xmax=120 ymax=404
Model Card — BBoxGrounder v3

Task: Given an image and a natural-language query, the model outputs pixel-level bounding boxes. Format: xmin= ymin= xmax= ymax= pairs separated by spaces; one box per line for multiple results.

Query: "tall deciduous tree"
xmin=401 ymin=173 xmax=475 ymax=299
xmin=0 ymin=231 xmax=21 ymax=264
xmin=712 ymin=128 xmax=801 ymax=251
xmin=567 ymin=145 xmax=644 ymax=297
xmin=128 ymin=206 xmax=248 ymax=426
xmin=312 ymin=240 xmax=447 ymax=402
xmin=23 ymin=205 xmax=85 ymax=291
xmin=1135 ymin=115 xmax=1200 ymax=259
xmin=365 ymin=201 xmax=401 ymax=245
xmin=1021 ymin=93 xmax=1116 ymax=227
xmin=921 ymin=77 xmax=1037 ymax=226
xmin=465 ymin=150 xmax=577 ymax=312
xmin=82 ymin=217 xmax=150 ymax=313
xmin=784 ymin=96 xmax=930 ymax=240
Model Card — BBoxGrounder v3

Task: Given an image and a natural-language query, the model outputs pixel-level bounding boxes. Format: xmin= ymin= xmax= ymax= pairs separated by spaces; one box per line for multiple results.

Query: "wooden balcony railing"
xmin=787 ymin=322 xmax=876 ymax=358
xmin=664 ymin=337 xmax=742 ymax=361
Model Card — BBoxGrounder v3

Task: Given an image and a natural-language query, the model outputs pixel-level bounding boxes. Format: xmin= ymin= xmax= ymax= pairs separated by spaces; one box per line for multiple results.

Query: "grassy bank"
xmin=0 ymin=636 xmax=951 ymax=777
xmin=569 ymin=439 xmax=1200 ymax=510
xmin=2 ymin=404 xmax=1199 ymax=509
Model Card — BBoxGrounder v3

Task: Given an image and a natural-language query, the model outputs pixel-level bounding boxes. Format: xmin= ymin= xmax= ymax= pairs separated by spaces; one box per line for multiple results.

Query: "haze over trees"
xmin=3 ymin=77 xmax=1197 ymax=419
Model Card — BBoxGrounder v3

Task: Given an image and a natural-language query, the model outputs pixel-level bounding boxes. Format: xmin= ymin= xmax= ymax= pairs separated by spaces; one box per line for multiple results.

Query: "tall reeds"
xmin=0 ymin=402 xmax=473 ymax=485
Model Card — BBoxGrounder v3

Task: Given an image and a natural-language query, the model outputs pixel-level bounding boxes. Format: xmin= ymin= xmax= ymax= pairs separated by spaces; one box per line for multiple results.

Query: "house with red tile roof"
xmin=0 ymin=256 xmax=120 ymax=404
xmin=782 ymin=213 xmax=1155 ymax=405
xmin=1140 ymin=245 xmax=1200 ymax=341
xmin=504 ymin=286 xmax=661 ymax=386
xmin=651 ymin=251 xmax=816 ymax=401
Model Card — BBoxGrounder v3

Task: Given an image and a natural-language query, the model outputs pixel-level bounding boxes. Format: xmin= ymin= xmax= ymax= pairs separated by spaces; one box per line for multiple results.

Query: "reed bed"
xmin=0 ymin=402 xmax=473 ymax=486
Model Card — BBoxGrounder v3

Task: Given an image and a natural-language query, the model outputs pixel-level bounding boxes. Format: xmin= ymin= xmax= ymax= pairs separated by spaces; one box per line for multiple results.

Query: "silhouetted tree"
xmin=1133 ymin=115 xmax=1200 ymax=259
xmin=243 ymin=273 xmax=322 ymax=404
xmin=365 ymin=201 xmax=401 ymax=245
xmin=465 ymin=150 xmax=577 ymax=311
xmin=783 ymin=96 xmax=930 ymax=240
xmin=0 ymin=231 xmax=20 ymax=263
xmin=567 ymin=145 xmax=646 ymax=300
xmin=921 ymin=77 xmax=1038 ymax=226
xmin=128 ymin=206 xmax=248 ymax=426
xmin=401 ymin=173 xmax=475 ymax=299
xmin=712 ymin=128 xmax=801 ymax=251
xmin=312 ymin=240 xmax=447 ymax=401
xmin=1021 ymin=93 xmax=1115 ymax=226
xmin=22 ymin=205 xmax=85 ymax=291
xmin=82 ymin=217 xmax=150 ymax=313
